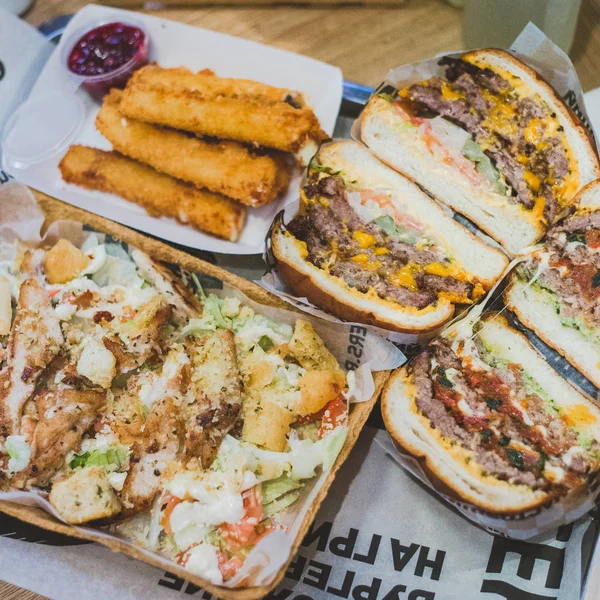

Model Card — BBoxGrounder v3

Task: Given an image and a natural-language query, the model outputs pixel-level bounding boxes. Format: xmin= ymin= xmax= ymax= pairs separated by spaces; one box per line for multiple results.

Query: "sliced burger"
xmin=271 ymin=140 xmax=508 ymax=333
xmin=382 ymin=312 xmax=600 ymax=514
xmin=360 ymin=49 xmax=600 ymax=255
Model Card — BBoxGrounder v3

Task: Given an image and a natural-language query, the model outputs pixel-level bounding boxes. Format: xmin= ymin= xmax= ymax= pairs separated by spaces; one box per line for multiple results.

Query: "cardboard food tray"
xmin=0 ymin=189 xmax=389 ymax=600
xmin=8 ymin=4 xmax=343 ymax=256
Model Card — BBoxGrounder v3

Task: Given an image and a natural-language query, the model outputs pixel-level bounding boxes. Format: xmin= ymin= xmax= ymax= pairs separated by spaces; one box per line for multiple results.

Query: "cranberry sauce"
xmin=67 ymin=22 xmax=148 ymax=101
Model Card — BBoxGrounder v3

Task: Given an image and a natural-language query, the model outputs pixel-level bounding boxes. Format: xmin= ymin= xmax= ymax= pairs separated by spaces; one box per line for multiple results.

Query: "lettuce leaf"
xmin=182 ymin=294 xmax=233 ymax=335
xmin=232 ymin=312 xmax=293 ymax=350
xmin=262 ymin=473 xmax=303 ymax=505
xmin=372 ymin=215 xmax=420 ymax=245
xmin=70 ymin=446 xmax=128 ymax=471
xmin=4 ymin=436 xmax=31 ymax=474
xmin=92 ymin=255 xmax=140 ymax=288
xmin=263 ymin=491 xmax=302 ymax=517
xmin=204 ymin=294 xmax=232 ymax=330
xmin=462 ymin=138 xmax=509 ymax=195
xmin=191 ymin=273 xmax=207 ymax=300
xmin=287 ymin=425 xmax=348 ymax=479
xmin=258 ymin=335 xmax=274 ymax=352
xmin=293 ymin=421 xmax=320 ymax=443
xmin=311 ymin=163 xmax=341 ymax=177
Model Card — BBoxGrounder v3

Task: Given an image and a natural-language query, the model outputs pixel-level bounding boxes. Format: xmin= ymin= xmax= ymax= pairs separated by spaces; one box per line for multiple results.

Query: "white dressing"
xmin=183 ymin=543 xmax=223 ymax=584
xmin=80 ymin=244 xmax=107 ymax=276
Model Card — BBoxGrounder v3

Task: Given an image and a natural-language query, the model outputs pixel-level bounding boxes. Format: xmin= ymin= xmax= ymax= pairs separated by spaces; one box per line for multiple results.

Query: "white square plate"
xmin=8 ymin=4 xmax=342 ymax=254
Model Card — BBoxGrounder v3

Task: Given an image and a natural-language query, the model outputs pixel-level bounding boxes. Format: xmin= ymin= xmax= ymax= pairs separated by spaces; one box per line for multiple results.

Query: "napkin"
xmin=0 ymin=7 xmax=53 ymax=169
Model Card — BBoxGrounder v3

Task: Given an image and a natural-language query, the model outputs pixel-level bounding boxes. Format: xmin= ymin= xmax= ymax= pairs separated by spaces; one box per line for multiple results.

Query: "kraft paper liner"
xmin=380 ymin=254 xmax=600 ymax=540
xmin=0 ymin=183 xmax=394 ymax=600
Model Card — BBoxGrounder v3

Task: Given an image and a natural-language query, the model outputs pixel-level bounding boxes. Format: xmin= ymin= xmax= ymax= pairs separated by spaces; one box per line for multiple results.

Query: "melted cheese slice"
xmin=462 ymin=55 xmax=580 ymax=208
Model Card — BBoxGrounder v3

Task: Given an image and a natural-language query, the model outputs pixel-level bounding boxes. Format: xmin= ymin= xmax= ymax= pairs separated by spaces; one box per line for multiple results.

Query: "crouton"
xmin=49 ymin=466 xmax=121 ymax=524
xmin=77 ymin=338 xmax=117 ymax=388
xmin=240 ymin=356 xmax=276 ymax=390
xmin=125 ymin=296 xmax=167 ymax=335
xmin=44 ymin=239 xmax=90 ymax=284
xmin=242 ymin=396 xmax=294 ymax=452
xmin=109 ymin=389 xmax=146 ymax=444
xmin=289 ymin=321 xmax=342 ymax=374
xmin=297 ymin=370 xmax=345 ymax=417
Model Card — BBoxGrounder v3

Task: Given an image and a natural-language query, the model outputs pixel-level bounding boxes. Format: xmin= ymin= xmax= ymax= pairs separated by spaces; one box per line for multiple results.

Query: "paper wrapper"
xmin=383 ymin=249 xmax=600 ymax=540
xmin=263 ymin=24 xmax=595 ymax=355
xmin=341 ymin=21 xmax=600 ymax=539
xmin=0 ymin=182 xmax=403 ymax=600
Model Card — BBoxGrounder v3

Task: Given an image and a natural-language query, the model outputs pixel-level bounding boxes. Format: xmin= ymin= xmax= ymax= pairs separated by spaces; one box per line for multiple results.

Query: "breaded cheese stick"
xmin=59 ymin=146 xmax=246 ymax=242
xmin=97 ymin=89 xmax=291 ymax=207
xmin=120 ymin=68 xmax=327 ymax=164
xmin=129 ymin=65 xmax=306 ymax=107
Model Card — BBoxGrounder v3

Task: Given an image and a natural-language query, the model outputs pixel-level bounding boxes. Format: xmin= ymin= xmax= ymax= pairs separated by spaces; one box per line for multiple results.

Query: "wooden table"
xmin=4 ymin=1 xmax=600 ymax=599
xmin=16 ymin=0 xmax=600 ymax=92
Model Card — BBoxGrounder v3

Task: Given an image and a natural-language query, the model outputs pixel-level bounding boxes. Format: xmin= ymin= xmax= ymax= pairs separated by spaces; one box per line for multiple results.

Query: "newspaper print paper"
xmin=0 ymin=429 xmax=594 ymax=600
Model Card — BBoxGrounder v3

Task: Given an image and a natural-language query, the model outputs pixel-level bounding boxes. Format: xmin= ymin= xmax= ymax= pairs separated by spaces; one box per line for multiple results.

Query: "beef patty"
xmin=287 ymin=173 xmax=476 ymax=309
xmin=403 ymin=58 xmax=571 ymax=222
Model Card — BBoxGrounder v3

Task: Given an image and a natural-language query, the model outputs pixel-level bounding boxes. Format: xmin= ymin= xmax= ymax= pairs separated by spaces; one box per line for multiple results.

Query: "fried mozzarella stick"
xmin=97 ymin=90 xmax=291 ymax=207
xmin=59 ymin=146 xmax=246 ymax=242
xmin=130 ymin=65 xmax=306 ymax=106
xmin=119 ymin=66 xmax=327 ymax=165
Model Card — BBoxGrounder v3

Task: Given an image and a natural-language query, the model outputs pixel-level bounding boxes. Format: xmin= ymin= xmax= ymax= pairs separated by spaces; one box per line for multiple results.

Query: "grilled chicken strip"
xmin=119 ymin=346 xmax=189 ymax=515
xmin=120 ymin=329 xmax=243 ymax=513
xmin=12 ymin=388 xmax=106 ymax=488
xmin=120 ymin=396 xmax=183 ymax=516
xmin=0 ymin=251 xmax=63 ymax=438
xmin=130 ymin=249 xmax=202 ymax=324
xmin=183 ymin=329 xmax=243 ymax=469
xmin=103 ymin=295 xmax=173 ymax=375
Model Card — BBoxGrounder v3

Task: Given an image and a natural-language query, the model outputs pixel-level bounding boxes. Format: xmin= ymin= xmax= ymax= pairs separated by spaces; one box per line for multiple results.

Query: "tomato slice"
xmin=568 ymin=263 xmax=600 ymax=299
xmin=160 ymin=494 xmax=183 ymax=536
xmin=295 ymin=394 xmax=348 ymax=434
xmin=586 ymin=230 xmax=600 ymax=249
xmin=295 ymin=405 xmax=328 ymax=425
xmin=318 ymin=395 xmax=348 ymax=439
xmin=220 ymin=486 xmax=264 ymax=552
xmin=218 ymin=553 xmax=244 ymax=581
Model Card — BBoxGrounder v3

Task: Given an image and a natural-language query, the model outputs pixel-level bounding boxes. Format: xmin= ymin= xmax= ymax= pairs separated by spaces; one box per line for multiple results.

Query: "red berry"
xmin=68 ymin=22 xmax=146 ymax=77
